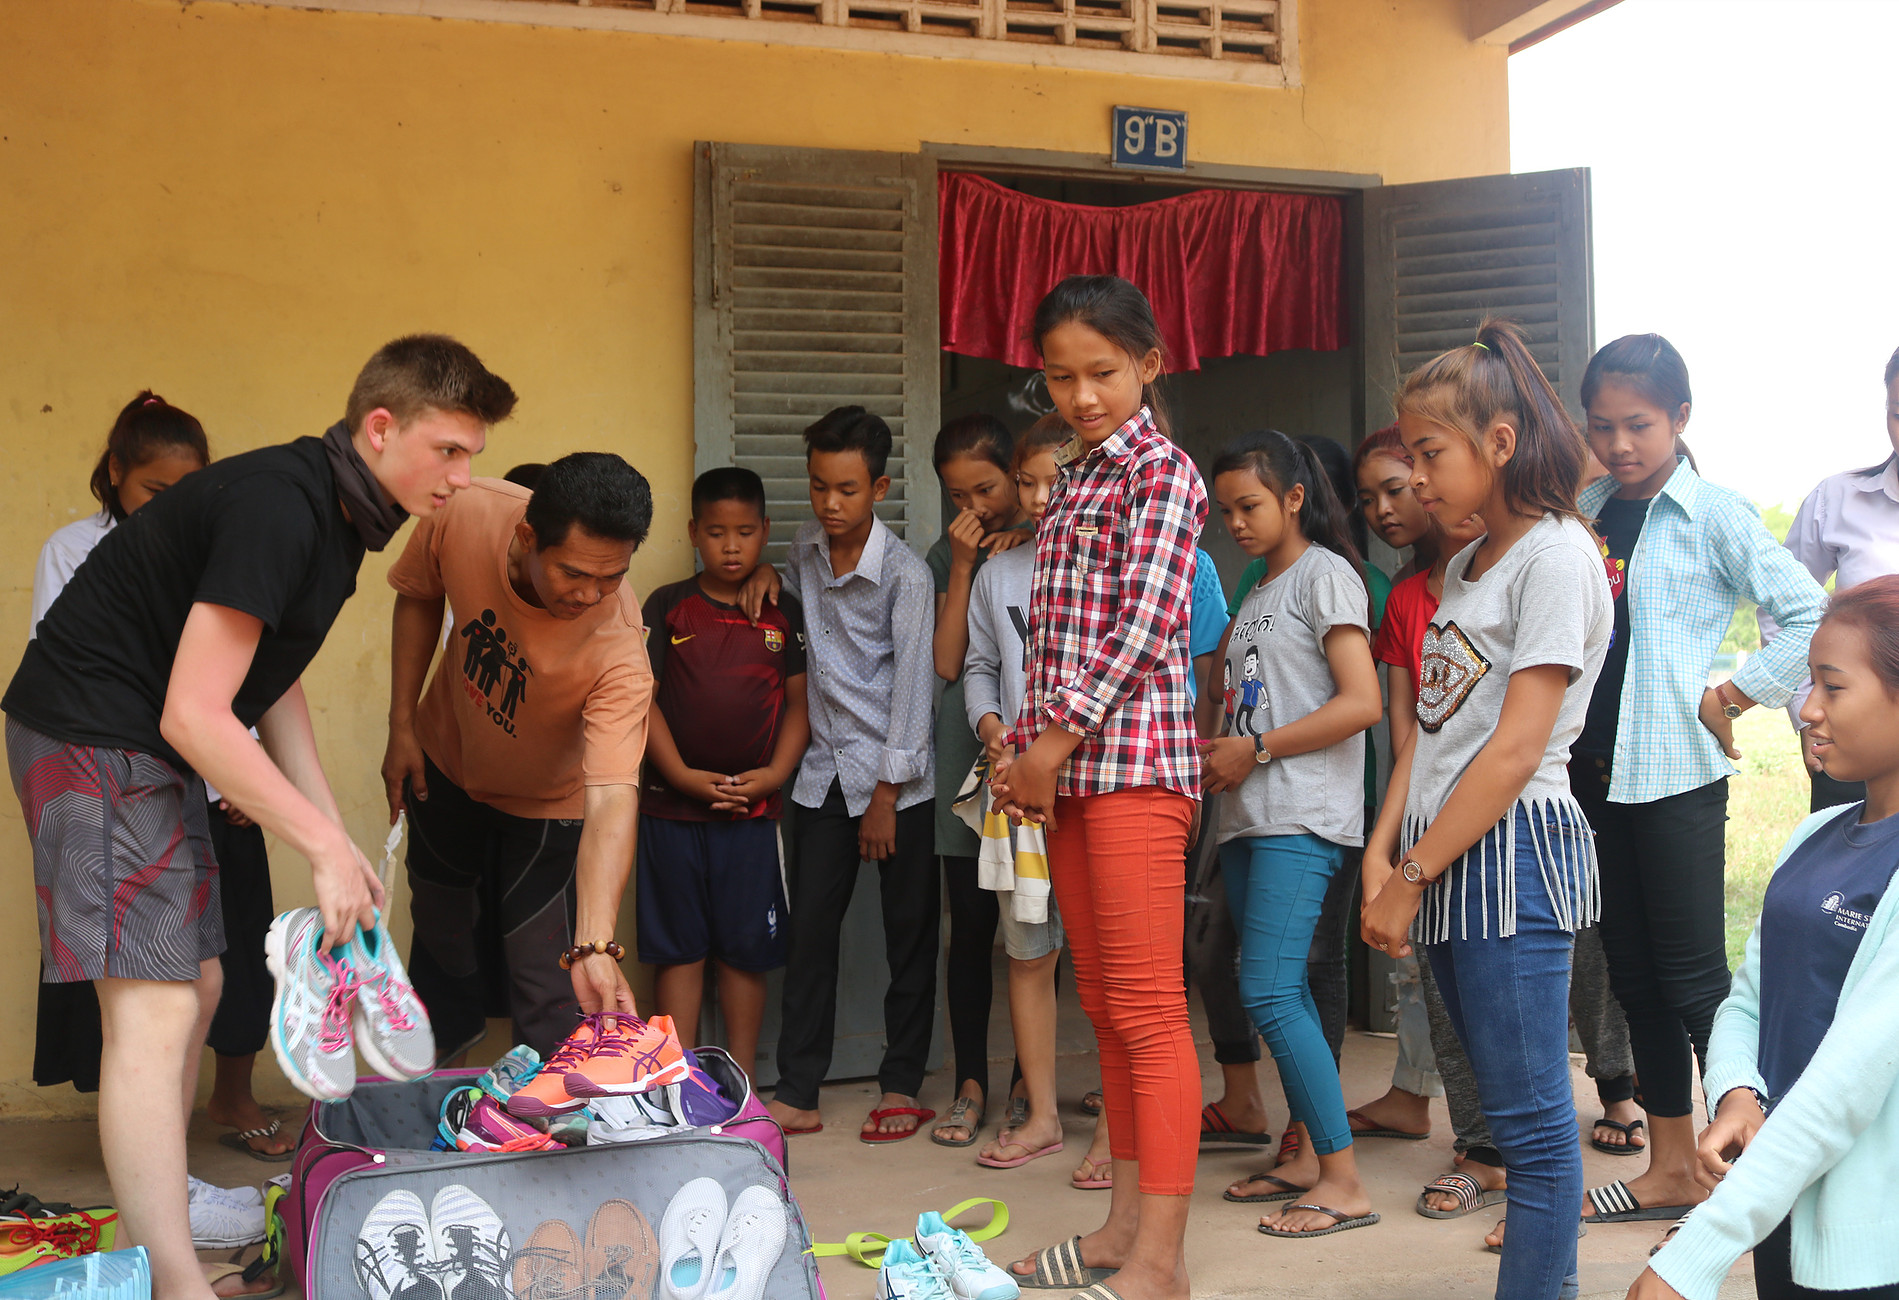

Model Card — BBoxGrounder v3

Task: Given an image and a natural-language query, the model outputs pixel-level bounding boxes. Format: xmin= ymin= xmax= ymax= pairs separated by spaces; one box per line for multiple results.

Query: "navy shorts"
xmin=636 ymin=815 xmax=788 ymax=972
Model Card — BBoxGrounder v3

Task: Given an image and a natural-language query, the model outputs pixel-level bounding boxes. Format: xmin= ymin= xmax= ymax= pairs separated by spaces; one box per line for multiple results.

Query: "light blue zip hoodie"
xmin=1651 ymin=805 xmax=1899 ymax=1299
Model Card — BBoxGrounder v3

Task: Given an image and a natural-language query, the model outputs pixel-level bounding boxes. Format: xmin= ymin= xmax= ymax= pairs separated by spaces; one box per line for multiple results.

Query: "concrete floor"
xmin=2 ymin=976 xmax=1757 ymax=1300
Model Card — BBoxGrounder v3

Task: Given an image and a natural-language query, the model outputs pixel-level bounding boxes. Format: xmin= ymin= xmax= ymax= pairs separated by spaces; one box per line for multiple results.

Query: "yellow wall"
xmin=0 ymin=0 xmax=1508 ymax=1116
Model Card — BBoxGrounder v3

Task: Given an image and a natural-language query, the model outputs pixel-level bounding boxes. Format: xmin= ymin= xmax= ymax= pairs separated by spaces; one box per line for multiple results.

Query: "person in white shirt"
xmin=1761 ymin=345 xmax=1899 ymax=811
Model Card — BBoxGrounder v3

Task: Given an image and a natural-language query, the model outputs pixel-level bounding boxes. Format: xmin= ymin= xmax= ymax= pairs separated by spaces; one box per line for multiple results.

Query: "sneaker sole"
xmin=265 ymin=914 xmax=354 ymax=1102
xmin=506 ymin=1090 xmax=588 ymax=1118
xmin=561 ymin=1061 xmax=693 ymax=1098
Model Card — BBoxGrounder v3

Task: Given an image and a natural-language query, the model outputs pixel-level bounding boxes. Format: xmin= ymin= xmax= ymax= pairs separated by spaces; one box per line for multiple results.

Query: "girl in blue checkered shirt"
xmin=1570 ymin=334 xmax=1828 ymax=1239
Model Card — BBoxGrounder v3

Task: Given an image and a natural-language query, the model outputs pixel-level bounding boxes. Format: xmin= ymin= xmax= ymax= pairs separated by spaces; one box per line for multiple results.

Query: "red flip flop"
xmin=1200 ymin=1101 xmax=1272 ymax=1147
xmin=860 ymin=1106 xmax=936 ymax=1143
xmin=782 ymin=1122 xmax=824 ymax=1136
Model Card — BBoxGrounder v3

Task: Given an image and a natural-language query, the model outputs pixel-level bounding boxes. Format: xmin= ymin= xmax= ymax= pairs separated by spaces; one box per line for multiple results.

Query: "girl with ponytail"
xmin=1198 ymin=430 xmax=1385 ymax=1237
xmin=1571 ymin=333 xmax=1826 ymax=1242
xmin=1360 ymin=319 xmax=1613 ymax=1299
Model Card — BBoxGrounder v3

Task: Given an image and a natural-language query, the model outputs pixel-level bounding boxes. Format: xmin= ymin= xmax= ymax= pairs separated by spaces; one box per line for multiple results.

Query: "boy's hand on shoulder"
xmin=858 ymin=786 xmax=899 ymax=861
xmin=736 ymin=564 xmax=783 ymax=626
xmin=983 ymin=528 xmax=1031 ymax=555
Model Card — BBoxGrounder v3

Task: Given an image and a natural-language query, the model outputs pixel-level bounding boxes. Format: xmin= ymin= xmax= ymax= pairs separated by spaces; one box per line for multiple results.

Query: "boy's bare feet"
xmin=861 ymin=1091 xmax=928 ymax=1138
xmin=1344 ymin=1086 xmax=1432 ymax=1138
xmin=766 ymin=1099 xmax=822 ymax=1132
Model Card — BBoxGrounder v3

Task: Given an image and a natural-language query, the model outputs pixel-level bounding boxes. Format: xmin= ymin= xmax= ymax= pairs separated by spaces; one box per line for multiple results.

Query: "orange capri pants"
xmin=1047 ymin=786 xmax=1200 ymax=1195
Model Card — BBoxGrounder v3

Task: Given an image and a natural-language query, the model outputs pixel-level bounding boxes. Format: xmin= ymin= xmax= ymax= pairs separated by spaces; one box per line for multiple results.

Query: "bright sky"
xmin=1510 ymin=0 xmax=1898 ymax=508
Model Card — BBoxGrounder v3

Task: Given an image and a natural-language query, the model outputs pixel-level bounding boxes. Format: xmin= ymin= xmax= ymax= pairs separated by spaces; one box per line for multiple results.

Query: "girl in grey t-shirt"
xmin=1361 ymin=323 xmax=1611 ymax=1300
xmin=1199 ymin=431 xmax=1385 ymax=1238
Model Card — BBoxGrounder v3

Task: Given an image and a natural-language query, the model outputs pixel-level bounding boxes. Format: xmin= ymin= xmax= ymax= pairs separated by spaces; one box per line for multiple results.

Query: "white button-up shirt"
xmin=1760 ymin=456 xmax=1899 ymax=727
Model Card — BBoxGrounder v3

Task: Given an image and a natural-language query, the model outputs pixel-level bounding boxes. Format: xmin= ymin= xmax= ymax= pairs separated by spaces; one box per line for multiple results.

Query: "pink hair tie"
xmin=141 ymin=396 xmax=162 ymax=406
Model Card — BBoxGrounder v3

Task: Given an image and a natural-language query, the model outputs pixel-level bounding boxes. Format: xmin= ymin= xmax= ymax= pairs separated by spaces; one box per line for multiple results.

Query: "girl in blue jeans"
xmin=1199 ymin=430 xmax=1385 ymax=1238
xmin=1362 ymin=320 xmax=1613 ymax=1300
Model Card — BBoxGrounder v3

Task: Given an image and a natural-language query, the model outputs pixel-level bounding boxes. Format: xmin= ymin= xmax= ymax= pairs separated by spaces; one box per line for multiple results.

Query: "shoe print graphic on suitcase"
xmin=352 ymin=1190 xmax=441 ymax=1300
xmin=429 ymin=1185 xmax=511 ymax=1300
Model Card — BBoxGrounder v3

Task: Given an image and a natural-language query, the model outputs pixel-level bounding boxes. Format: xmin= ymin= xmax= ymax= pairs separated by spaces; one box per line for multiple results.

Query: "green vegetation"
xmin=1723 ymin=705 xmax=1812 ymax=968
xmin=1718 ymin=501 xmax=1798 ymax=658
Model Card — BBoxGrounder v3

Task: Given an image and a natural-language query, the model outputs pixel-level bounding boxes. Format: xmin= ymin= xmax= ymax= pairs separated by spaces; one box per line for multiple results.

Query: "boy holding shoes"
xmin=638 ymin=467 xmax=809 ymax=1078
xmin=766 ymin=406 xmax=940 ymax=1141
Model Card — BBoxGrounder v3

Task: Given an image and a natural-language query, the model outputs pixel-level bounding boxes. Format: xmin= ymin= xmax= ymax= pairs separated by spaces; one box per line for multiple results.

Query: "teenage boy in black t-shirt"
xmin=3 ymin=334 xmax=514 ymax=1300
xmin=637 ymin=467 xmax=808 ymax=1077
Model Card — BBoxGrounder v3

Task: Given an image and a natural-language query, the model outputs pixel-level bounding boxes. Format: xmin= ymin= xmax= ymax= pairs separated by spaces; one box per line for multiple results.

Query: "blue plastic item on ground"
xmin=0 ymin=1248 xmax=150 ymax=1300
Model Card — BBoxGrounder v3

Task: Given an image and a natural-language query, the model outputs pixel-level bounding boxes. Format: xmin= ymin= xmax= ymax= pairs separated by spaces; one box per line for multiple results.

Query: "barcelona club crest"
xmin=763 ymin=626 xmax=785 ymax=653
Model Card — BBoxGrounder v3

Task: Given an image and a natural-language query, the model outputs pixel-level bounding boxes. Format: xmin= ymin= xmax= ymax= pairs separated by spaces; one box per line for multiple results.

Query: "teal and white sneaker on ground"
xmin=914 ymin=1212 xmax=1019 ymax=1300
xmin=344 ymin=914 xmax=435 ymax=1082
xmin=876 ymin=1240 xmax=951 ymax=1300
xmin=265 ymin=907 xmax=359 ymax=1101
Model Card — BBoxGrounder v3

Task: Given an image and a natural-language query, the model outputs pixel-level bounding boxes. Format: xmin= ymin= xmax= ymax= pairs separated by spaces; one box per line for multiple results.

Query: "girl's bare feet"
xmin=1344 ymin=1086 xmax=1432 ymax=1138
xmin=1261 ymin=1174 xmax=1373 ymax=1235
xmin=766 ymin=1099 xmax=822 ymax=1132
xmin=1422 ymin=1160 xmax=1505 ymax=1214
xmin=861 ymin=1091 xmax=929 ymax=1138
xmin=1592 ymin=1097 xmax=1647 ymax=1150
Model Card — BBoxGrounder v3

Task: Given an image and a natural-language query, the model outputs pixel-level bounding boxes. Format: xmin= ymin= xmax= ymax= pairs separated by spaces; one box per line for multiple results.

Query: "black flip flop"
xmin=1585 ymin=1180 xmax=1696 ymax=1224
xmin=1590 ymin=1117 xmax=1647 ymax=1156
xmin=1259 ymin=1204 xmax=1381 ymax=1239
xmin=1223 ymin=1173 xmax=1309 ymax=1205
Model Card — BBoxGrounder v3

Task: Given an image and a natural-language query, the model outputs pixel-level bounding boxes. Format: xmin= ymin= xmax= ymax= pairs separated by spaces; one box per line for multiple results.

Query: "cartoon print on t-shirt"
xmin=1221 ymin=659 xmax=1237 ymax=729
xmin=1416 ymin=620 xmax=1490 ymax=734
xmin=1233 ymin=645 xmax=1266 ymax=736
xmin=1592 ymin=522 xmax=1625 ymax=653
xmin=457 ymin=610 xmax=531 ymax=733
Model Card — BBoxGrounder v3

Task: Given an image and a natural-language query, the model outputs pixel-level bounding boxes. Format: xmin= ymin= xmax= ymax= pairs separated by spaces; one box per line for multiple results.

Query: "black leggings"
xmin=943 ymin=854 xmax=999 ymax=1098
xmin=1573 ymin=759 xmax=1731 ymax=1119
xmin=1756 ymin=1218 xmax=1899 ymax=1298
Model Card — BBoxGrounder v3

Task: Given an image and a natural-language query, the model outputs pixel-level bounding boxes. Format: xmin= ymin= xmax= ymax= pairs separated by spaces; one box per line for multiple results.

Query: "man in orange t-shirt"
xmin=382 ymin=452 xmax=653 ymax=1058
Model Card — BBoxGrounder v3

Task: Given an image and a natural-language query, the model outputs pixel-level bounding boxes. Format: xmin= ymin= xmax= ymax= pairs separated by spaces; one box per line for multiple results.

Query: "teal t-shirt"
xmin=1228 ymin=551 xmax=1391 ymax=809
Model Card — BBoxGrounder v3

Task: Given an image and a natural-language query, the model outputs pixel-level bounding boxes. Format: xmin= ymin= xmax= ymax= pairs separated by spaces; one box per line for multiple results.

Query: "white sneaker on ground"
xmin=188 ymin=1178 xmax=266 ymax=1250
xmin=265 ymin=907 xmax=359 ymax=1100
xmin=187 ymin=1176 xmax=264 ymax=1209
xmin=914 ymin=1211 xmax=1019 ymax=1300
xmin=703 ymin=1185 xmax=787 ymax=1300
xmin=877 ymin=1240 xmax=952 ymax=1300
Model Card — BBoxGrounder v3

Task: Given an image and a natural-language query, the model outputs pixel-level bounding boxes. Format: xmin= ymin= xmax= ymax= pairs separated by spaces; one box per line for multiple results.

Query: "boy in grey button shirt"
xmin=766 ymin=406 xmax=941 ymax=1142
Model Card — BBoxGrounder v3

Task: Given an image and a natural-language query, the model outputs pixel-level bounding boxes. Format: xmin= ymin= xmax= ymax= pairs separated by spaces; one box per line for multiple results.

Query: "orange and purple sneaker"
xmin=506 ymin=1015 xmax=610 ymax=1118
xmin=562 ymin=1014 xmax=692 ymax=1098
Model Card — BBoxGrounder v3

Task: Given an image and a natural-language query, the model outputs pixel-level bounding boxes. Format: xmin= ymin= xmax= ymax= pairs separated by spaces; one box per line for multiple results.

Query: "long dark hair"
xmin=1295 ymin=433 xmax=1369 ymax=558
xmin=1580 ymin=332 xmax=1697 ymax=472
xmin=1396 ymin=319 xmax=1588 ymax=525
xmin=933 ymin=413 xmax=1014 ymax=474
xmin=1030 ymin=275 xmax=1171 ymax=435
xmin=1212 ymin=429 xmax=1363 ymax=572
xmin=90 ymin=391 xmax=210 ymax=521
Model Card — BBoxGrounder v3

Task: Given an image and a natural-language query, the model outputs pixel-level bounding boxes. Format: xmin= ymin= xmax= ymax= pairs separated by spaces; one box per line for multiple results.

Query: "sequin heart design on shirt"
xmin=1416 ymin=620 xmax=1491 ymax=734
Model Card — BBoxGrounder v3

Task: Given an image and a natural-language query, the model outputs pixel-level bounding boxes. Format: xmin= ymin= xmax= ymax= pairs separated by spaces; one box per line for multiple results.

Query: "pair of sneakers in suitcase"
xmin=266 ymin=906 xmax=436 ymax=1101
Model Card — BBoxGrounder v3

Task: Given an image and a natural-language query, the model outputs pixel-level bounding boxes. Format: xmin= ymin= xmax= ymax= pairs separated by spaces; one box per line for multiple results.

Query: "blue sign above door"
xmin=1111 ymin=106 xmax=1188 ymax=172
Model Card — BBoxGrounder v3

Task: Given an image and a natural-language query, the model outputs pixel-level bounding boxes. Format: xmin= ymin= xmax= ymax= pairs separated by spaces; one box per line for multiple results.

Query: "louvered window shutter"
xmin=694 ymin=143 xmax=942 ymax=566
xmin=1361 ymin=168 xmax=1594 ymax=431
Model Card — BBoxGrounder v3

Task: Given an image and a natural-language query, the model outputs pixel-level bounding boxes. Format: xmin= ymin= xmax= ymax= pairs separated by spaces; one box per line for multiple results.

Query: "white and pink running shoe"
xmin=345 ymin=913 xmax=435 ymax=1082
xmin=265 ymin=907 xmax=361 ymax=1101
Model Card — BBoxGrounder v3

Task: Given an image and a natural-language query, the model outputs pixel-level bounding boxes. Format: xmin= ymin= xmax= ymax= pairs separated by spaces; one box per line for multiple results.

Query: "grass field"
xmin=1723 ymin=705 xmax=1814 ymax=968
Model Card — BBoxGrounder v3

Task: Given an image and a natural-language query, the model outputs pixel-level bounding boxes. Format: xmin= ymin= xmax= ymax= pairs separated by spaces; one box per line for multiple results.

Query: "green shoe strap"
xmin=808 ymin=1197 xmax=1009 ymax=1268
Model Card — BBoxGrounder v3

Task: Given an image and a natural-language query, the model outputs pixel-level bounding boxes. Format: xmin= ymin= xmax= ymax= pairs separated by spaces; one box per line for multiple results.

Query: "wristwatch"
xmin=1715 ymin=682 xmax=1744 ymax=720
xmin=1399 ymin=857 xmax=1426 ymax=885
xmin=1253 ymin=735 xmax=1273 ymax=765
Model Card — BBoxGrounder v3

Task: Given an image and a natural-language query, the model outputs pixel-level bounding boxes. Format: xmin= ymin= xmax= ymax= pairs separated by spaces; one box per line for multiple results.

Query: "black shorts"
xmin=636 ymin=814 xmax=787 ymax=972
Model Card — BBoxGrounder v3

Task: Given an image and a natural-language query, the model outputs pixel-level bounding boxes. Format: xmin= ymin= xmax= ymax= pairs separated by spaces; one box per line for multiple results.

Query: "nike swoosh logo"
xmin=671 ymin=634 xmax=694 ymax=645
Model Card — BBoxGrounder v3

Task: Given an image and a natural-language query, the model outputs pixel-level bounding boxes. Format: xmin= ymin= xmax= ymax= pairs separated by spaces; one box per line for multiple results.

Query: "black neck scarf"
xmin=322 ymin=420 xmax=409 ymax=552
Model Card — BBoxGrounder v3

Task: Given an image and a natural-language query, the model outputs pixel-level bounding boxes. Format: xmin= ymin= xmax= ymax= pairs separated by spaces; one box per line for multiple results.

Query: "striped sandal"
xmin=1067 ymin=1285 xmax=1127 ymax=1300
xmin=1414 ymin=1171 xmax=1507 ymax=1220
xmin=1016 ymin=1236 xmax=1112 ymax=1290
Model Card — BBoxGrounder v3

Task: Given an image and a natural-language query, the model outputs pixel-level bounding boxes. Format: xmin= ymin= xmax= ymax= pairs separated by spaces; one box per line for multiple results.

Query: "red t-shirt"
xmin=1372 ymin=571 xmax=1437 ymax=686
xmin=641 ymin=578 xmax=806 ymax=821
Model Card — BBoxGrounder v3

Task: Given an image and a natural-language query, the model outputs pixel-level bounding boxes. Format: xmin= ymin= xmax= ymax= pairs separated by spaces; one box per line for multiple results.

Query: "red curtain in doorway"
xmin=938 ymin=172 xmax=1346 ymax=372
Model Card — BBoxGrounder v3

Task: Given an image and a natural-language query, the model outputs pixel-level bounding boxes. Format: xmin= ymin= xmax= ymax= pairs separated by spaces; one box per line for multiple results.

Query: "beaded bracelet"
xmin=559 ymin=939 xmax=626 ymax=970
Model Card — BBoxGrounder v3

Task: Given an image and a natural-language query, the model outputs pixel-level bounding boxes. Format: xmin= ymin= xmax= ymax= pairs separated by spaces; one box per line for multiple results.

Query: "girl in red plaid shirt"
xmin=996 ymin=276 xmax=1206 ymax=1300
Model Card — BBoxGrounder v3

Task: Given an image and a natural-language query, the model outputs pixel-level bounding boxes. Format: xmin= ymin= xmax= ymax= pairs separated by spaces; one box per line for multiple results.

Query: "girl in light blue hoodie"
xmin=1636 ymin=574 xmax=1899 ymax=1300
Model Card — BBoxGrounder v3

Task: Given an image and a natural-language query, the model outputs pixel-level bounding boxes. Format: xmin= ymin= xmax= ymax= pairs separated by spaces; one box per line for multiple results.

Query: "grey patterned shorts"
xmin=7 ymin=718 xmax=224 ymax=983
